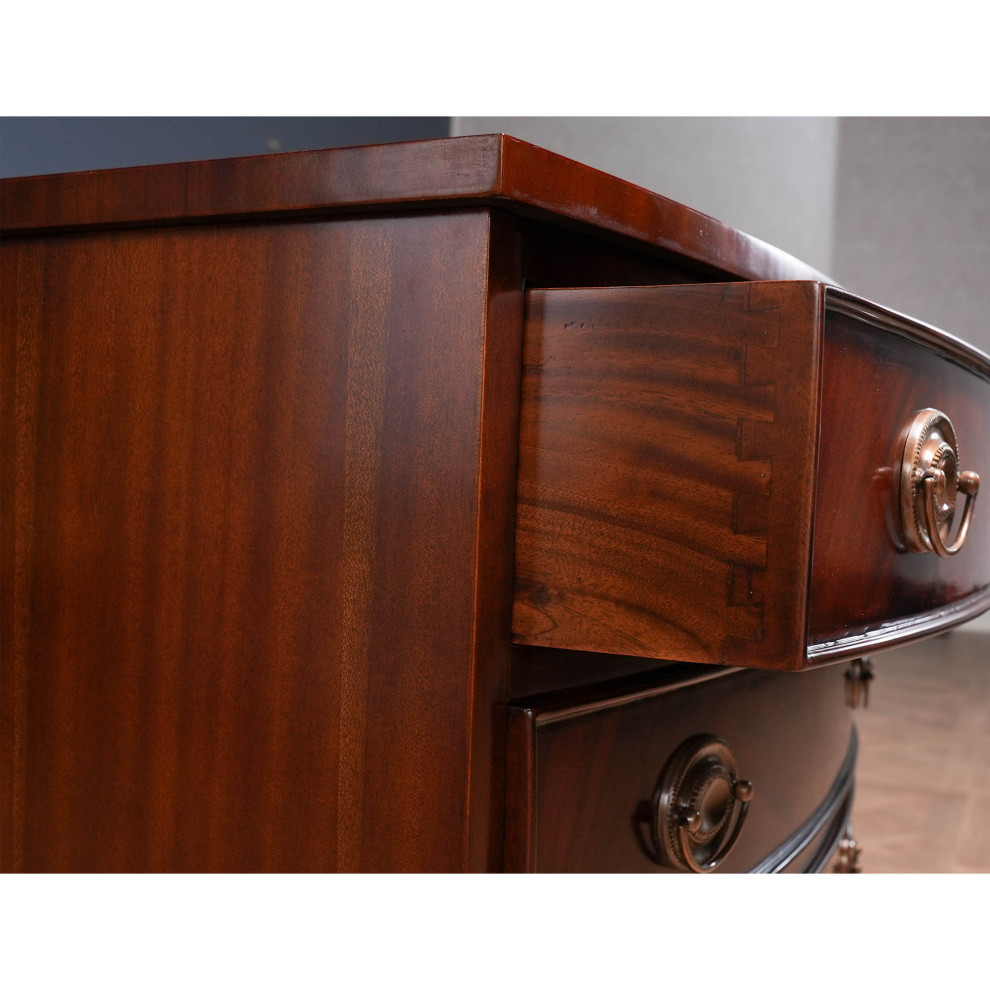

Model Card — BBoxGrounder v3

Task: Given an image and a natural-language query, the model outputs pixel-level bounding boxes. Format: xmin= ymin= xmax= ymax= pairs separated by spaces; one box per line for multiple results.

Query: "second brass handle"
xmin=677 ymin=777 xmax=753 ymax=873
xmin=651 ymin=734 xmax=753 ymax=873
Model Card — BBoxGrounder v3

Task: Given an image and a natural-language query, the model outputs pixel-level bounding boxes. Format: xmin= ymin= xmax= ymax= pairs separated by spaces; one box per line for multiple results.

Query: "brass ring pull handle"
xmin=899 ymin=409 xmax=980 ymax=556
xmin=677 ymin=778 xmax=753 ymax=873
xmin=921 ymin=468 xmax=979 ymax=557
xmin=651 ymin=734 xmax=754 ymax=873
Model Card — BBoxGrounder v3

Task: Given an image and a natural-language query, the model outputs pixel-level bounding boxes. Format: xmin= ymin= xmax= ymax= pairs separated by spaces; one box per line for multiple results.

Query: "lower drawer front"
xmin=506 ymin=663 xmax=853 ymax=872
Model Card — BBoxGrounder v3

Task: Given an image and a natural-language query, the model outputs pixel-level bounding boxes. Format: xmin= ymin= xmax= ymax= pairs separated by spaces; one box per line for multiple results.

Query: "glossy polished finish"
xmin=0 ymin=135 xmax=827 ymax=284
xmin=513 ymin=280 xmax=990 ymax=669
xmin=1 ymin=210 xmax=523 ymax=872
xmin=505 ymin=662 xmax=853 ymax=873
xmin=5 ymin=136 xmax=981 ymax=873
xmin=3 ymin=136 xmax=743 ymax=873
xmin=513 ymin=281 xmax=824 ymax=669
xmin=809 ymin=302 xmax=990 ymax=659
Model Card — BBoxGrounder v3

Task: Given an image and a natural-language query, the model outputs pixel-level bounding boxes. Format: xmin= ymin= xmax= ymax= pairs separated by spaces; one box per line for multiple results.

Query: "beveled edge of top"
xmin=0 ymin=133 xmax=830 ymax=283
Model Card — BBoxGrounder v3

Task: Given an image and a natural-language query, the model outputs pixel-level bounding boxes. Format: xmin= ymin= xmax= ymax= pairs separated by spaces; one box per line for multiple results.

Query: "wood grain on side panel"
xmin=1 ymin=210 xmax=517 ymax=872
xmin=512 ymin=281 xmax=823 ymax=670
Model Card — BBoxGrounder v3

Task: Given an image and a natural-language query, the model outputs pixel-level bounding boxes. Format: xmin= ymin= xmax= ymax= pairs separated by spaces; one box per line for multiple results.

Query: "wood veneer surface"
xmin=809 ymin=311 xmax=990 ymax=649
xmin=513 ymin=281 xmax=823 ymax=669
xmin=1 ymin=190 xmax=773 ymax=873
xmin=8 ymin=137 xmax=983 ymax=874
xmin=513 ymin=281 xmax=990 ymax=670
xmin=0 ymin=135 xmax=828 ymax=285
xmin=1 ymin=210 xmax=520 ymax=872
xmin=508 ymin=663 xmax=852 ymax=872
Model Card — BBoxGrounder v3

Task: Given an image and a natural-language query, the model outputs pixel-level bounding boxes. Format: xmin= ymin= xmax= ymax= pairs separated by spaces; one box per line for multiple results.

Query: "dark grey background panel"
xmin=0 ymin=117 xmax=451 ymax=178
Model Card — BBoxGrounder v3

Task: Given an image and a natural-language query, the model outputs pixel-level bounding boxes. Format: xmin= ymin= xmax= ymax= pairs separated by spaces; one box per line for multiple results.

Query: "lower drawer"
xmin=505 ymin=662 xmax=853 ymax=872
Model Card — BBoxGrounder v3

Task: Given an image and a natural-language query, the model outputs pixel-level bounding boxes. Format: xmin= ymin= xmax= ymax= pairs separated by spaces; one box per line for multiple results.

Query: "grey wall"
xmin=831 ymin=117 xmax=990 ymax=354
xmin=0 ymin=117 xmax=451 ymax=178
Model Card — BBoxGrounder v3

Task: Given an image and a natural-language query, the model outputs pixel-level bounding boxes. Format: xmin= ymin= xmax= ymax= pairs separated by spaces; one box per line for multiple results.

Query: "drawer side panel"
xmin=512 ymin=281 xmax=823 ymax=670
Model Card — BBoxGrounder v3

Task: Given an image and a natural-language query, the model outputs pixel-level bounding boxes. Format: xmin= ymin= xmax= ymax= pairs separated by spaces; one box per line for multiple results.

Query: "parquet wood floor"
xmin=852 ymin=629 xmax=990 ymax=873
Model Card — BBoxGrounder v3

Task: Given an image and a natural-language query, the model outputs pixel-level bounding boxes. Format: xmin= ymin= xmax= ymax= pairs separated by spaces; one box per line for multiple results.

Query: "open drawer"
xmin=512 ymin=281 xmax=990 ymax=670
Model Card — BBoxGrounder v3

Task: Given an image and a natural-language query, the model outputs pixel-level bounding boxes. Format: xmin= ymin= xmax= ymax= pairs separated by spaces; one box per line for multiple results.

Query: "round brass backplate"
xmin=899 ymin=408 xmax=961 ymax=553
xmin=651 ymin=734 xmax=752 ymax=873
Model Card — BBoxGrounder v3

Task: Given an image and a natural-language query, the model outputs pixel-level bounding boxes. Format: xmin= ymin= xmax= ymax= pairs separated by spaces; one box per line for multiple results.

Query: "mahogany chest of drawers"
xmin=2 ymin=135 xmax=987 ymax=872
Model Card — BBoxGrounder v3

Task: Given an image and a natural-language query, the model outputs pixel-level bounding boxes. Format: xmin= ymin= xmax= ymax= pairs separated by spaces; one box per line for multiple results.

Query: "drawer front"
xmin=512 ymin=281 xmax=990 ymax=671
xmin=809 ymin=299 xmax=990 ymax=658
xmin=506 ymin=663 xmax=853 ymax=872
